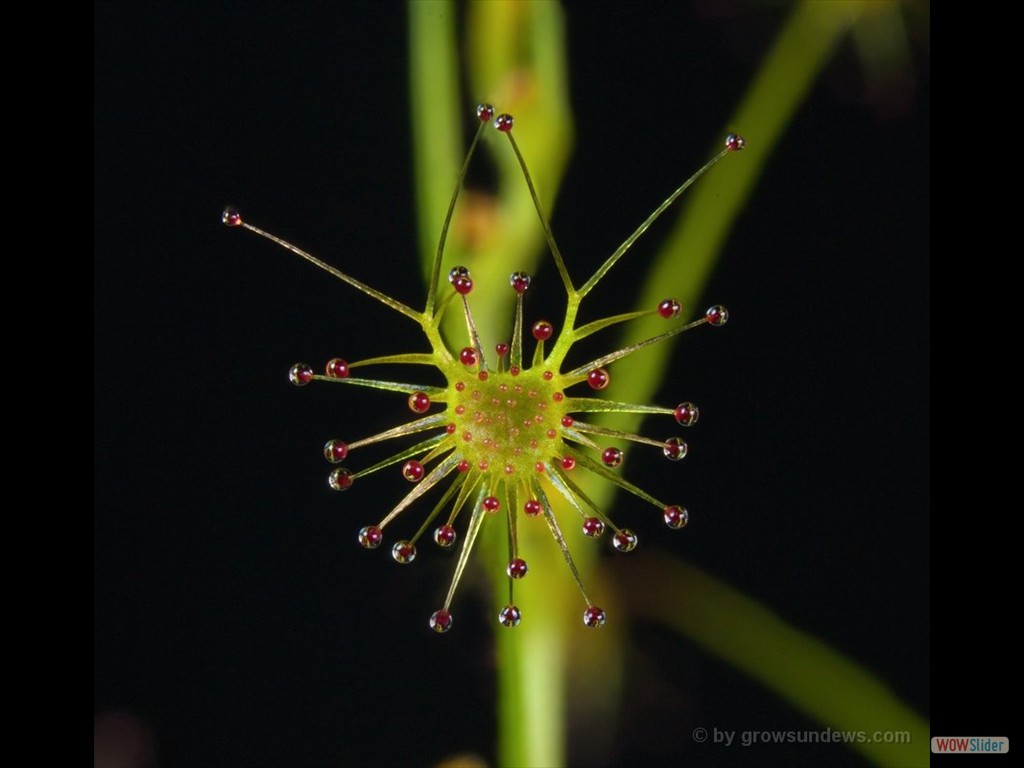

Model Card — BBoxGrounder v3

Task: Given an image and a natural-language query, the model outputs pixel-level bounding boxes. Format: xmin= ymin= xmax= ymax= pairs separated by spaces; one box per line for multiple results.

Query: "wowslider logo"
xmin=931 ymin=737 xmax=1008 ymax=754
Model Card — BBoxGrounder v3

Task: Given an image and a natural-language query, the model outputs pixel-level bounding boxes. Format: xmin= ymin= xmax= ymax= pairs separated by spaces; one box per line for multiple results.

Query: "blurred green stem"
xmin=410 ymin=2 xmax=926 ymax=767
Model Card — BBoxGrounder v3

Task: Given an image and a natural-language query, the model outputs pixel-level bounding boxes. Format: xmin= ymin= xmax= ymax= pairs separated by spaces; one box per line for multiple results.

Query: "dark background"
xmin=95 ymin=3 xmax=930 ymax=766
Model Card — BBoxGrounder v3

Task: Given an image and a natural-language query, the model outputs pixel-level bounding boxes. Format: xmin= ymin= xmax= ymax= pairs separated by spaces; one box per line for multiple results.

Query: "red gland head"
xmin=459 ymin=347 xmax=478 ymax=367
xmin=601 ymin=447 xmax=623 ymax=467
xmin=587 ymin=368 xmax=610 ymax=390
xmin=325 ymin=358 xmax=350 ymax=378
xmin=507 ymin=558 xmax=529 ymax=579
xmin=531 ymin=320 xmax=554 ymax=341
xmin=658 ymin=298 xmax=682 ymax=318
xmin=401 ymin=460 xmax=425 ymax=482
xmin=674 ymin=402 xmax=700 ymax=427
xmin=725 ymin=133 xmax=746 ymax=151
xmin=509 ymin=271 xmax=531 ymax=293
xmin=408 ymin=391 xmax=431 ymax=413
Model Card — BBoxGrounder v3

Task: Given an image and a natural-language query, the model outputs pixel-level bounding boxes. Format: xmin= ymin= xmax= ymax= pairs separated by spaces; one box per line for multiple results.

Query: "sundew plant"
xmin=224 ymin=106 xmax=743 ymax=632
xmin=226 ymin=2 xmax=927 ymax=766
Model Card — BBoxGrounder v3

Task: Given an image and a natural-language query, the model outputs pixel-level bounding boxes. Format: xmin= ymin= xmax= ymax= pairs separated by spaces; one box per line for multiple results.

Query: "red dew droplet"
xmin=534 ymin=462 xmax=546 ymax=473
xmin=583 ymin=517 xmax=605 ymax=538
xmin=325 ymin=358 xmax=350 ymax=378
xmin=434 ymin=524 xmax=457 ymax=547
xmin=601 ymin=447 xmax=623 ymax=467
xmin=552 ymin=392 xmax=564 ymax=402
xmin=455 ymin=381 xmax=466 ymax=392
xmin=358 ymin=525 xmax=383 ymax=549
xmin=457 ymin=460 xmax=471 ymax=473
xmin=658 ymin=298 xmax=682 ymax=319
xmin=402 ymin=460 xmax=425 ymax=482
xmin=509 ymin=271 xmax=531 ymax=293
xmin=478 ymin=460 xmax=489 ymax=471
xmin=445 ymin=423 xmax=456 ymax=435
xmin=663 ymin=505 xmax=689 ymax=529
xmin=323 ymin=439 xmax=349 ymax=463
xmin=221 ymin=208 xmax=242 ymax=226
xmin=448 ymin=265 xmax=471 ymax=283
xmin=430 ymin=608 xmax=454 ymax=633
xmin=613 ymin=529 xmax=638 ymax=552
xmin=328 ymin=467 xmax=354 ymax=491
xmin=725 ymin=133 xmax=746 ymax=151
xmin=510 ymin=366 xmax=520 ymax=376
xmin=583 ymin=605 xmax=607 ymax=628
xmin=524 ymin=499 xmax=542 ymax=517
xmin=494 ymin=113 xmax=514 ymax=132
xmin=498 ymin=604 xmax=522 ymax=628
xmin=531 ymin=320 xmax=554 ymax=341
xmin=476 ymin=103 xmax=495 ymax=122
xmin=587 ymin=368 xmax=610 ymax=390
xmin=289 ymin=363 xmax=314 ymax=386
xmin=560 ymin=416 xmax=574 ymax=429
xmin=478 ymin=371 xmax=489 ymax=381
xmin=663 ymin=437 xmax=688 ymax=461
xmin=408 ymin=391 xmax=431 ymax=413
xmin=459 ymin=347 xmax=478 ymax=367
xmin=452 ymin=276 xmax=474 ymax=295
xmin=561 ymin=456 xmax=576 ymax=470
xmin=542 ymin=371 xmax=554 ymax=381
xmin=391 ymin=540 xmax=417 ymax=564
xmin=495 ymin=342 xmax=509 ymax=358
xmin=483 ymin=496 xmax=501 ymax=513
xmin=674 ymin=402 xmax=700 ymax=427
xmin=507 ymin=558 xmax=529 ymax=579
xmin=705 ymin=304 xmax=729 ymax=326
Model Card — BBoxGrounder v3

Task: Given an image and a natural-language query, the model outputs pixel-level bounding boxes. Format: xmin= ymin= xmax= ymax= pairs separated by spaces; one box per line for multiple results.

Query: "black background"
xmin=95 ymin=3 xmax=931 ymax=766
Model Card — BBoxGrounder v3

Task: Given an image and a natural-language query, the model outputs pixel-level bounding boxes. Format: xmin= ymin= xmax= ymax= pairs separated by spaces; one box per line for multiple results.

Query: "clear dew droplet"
xmin=434 ymin=524 xmax=457 ymax=547
xmin=430 ymin=609 xmax=453 ymax=633
xmin=663 ymin=437 xmax=688 ymax=461
xmin=663 ymin=505 xmax=689 ymax=529
xmin=499 ymin=604 xmax=522 ymax=627
xmin=613 ymin=529 xmax=638 ymax=552
xmin=391 ymin=540 xmax=417 ymax=564
xmin=583 ymin=606 xmax=607 ymax=628
xmin=328 ymin=467 xmax=354 ymax=490
xmin=358 ymin=525 xmax=383 ymax=549
xmin=705 ymin=305 xmax=729 ymax=326
xmin=289 ymin=363 xmax=314 ymax=386
xmin=323 ymin=439 xmax=349 ymax=463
